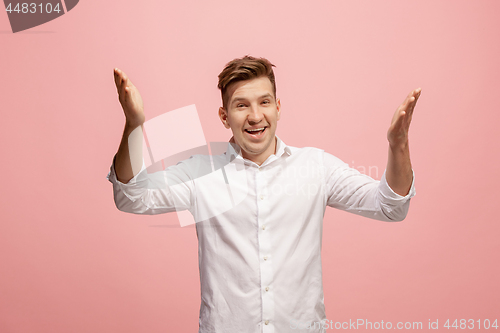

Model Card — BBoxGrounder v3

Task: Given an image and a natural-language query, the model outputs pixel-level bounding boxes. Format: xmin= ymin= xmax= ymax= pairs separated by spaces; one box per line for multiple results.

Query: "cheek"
xmin=229 ymin=114 xmax=245 ymax=129
xmin=267 ymin=113 xmax=279 ymax=124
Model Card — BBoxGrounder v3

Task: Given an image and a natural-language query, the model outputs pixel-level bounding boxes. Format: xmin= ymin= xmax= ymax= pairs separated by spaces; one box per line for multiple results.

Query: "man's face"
xmin=219 ymin=76 xmax=281 ymax=164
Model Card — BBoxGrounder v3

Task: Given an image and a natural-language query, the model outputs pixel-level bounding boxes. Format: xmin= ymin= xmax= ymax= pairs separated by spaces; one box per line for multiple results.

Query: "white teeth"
xmin=247 ymin=128 xmax=265 ymax=132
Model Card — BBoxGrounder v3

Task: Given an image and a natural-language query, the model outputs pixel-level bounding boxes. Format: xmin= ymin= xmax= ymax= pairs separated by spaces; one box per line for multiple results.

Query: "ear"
xmin=219 ymin=107 xmax=231 ymax=129
xmin=276 ymin=98 xmax=281 ymax=121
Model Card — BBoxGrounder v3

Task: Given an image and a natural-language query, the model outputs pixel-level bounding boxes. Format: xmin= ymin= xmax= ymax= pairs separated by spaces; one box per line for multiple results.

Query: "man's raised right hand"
xmin=113 ymin=68 xmax=145 ymax=129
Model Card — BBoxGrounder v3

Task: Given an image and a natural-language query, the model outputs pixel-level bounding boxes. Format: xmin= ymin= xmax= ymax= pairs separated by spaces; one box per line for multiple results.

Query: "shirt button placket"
xmin=256 ymin=165 xmax=274 ymax=333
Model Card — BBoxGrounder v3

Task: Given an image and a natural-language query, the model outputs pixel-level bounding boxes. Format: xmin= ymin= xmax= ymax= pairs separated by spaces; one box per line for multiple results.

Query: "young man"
xmin=107 ymin=56 xmax=420 ymax=333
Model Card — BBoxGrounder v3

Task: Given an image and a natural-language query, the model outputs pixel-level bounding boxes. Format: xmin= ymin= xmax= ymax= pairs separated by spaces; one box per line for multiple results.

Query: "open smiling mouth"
xmin=245 ymin=127 xmax=267 ymax=138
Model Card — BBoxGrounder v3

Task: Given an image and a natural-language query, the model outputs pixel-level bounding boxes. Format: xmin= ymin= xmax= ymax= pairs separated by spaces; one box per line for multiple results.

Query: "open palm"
xmin=113 ymin=68 xmax=145 ymax=128
xmin=387 ymin=88 xmax=422 ymax=147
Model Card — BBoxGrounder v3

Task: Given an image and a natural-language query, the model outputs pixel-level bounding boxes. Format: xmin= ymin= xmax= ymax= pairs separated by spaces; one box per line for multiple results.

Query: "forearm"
xmin=114 ymin=123 xmax=144 ymax=184
xmin=385 ymin=141 xmax=413 ymax=196
xmin=112 ymin=68 xmax=146 ymax=183
xmin=324 ymin=152 xmax=412 ymax=222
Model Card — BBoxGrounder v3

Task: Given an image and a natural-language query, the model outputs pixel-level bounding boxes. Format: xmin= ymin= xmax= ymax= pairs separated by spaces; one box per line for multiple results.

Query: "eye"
xmin=237 ymin=103 xmax=246 ymax=108
xmin=262 ymin=100 xmax=270 ymax=105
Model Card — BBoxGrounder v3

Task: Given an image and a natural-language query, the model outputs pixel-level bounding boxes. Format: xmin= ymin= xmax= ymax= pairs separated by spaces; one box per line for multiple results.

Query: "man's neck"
xmin=230 ymin=136 xmax=277 ymax=166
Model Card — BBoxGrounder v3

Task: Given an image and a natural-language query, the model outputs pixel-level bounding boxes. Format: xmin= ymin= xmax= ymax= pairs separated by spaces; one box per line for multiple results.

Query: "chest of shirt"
xmin=191 ymin=154 xmax=327 ymax=236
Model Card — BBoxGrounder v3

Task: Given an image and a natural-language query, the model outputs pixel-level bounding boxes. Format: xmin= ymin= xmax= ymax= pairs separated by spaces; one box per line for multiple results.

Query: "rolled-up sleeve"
xmin=323 ymin=152 xmax=415 ymax=222
xmin=106 ymin=155 xmax=194 ymax=215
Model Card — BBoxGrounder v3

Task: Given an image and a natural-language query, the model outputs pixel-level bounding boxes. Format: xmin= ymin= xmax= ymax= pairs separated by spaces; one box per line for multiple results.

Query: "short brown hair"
xmin=218 ymin=55 xmax=276 ymax=109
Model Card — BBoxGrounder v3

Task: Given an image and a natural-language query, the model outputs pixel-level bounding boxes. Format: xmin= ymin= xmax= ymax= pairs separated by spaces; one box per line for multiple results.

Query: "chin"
xmin=246 ymin=138 xmax=273 ymax=153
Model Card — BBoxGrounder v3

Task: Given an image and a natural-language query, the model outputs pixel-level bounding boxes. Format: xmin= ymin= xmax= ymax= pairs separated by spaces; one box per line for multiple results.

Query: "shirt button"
xmin=265 ymin=287 xmax=269 ymax=292
xmin=265 ymin=320 xmax=269 ymax=325
xmin=262 ymin=225 xmax=266 ymax=230
xmin=263 ymin=256 xmax=268 ymax=261
xmin=260 ymin=195 xmax=264 ymax=200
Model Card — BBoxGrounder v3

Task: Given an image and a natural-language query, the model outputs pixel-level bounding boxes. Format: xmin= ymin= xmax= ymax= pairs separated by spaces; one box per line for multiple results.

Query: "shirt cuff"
xmin=106 ymin=154 xmax=147 ymax=186
xmin=379 ymin=169 xmax=416 ymax=202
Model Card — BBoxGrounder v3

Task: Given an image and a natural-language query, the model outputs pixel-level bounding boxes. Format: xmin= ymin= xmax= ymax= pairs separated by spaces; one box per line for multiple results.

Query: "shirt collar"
xmin=226 ymin=136 xmax=292 ymax=163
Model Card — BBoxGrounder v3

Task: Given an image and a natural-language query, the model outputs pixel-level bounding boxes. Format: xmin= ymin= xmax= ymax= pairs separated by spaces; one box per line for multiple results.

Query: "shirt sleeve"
xmin=106 ymin=154 xmax=195 ymax=215
xmin=323 ymin=152 xmax=416 ymax=222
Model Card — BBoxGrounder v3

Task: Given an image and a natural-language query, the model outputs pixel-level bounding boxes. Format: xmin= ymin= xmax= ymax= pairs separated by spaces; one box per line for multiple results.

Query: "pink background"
xmin=1 ymin=0 xmax=499 ymax=332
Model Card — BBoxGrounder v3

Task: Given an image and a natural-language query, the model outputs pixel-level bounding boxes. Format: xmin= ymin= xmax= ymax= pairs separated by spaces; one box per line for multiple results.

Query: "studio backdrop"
xmin=1 ymin=0 xmax=499 ymax=332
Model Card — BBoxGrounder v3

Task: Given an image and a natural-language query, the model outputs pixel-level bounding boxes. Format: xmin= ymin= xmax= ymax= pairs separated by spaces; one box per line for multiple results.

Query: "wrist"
xmin=388 ymin=138 xmax=409 ymax=152
xmin=124 ymin=121 xmax=143 ymax=134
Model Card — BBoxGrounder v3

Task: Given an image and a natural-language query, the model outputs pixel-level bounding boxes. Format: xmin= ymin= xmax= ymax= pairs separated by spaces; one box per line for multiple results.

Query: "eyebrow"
xmin=231 ymin=93 xmax=274 ymax=105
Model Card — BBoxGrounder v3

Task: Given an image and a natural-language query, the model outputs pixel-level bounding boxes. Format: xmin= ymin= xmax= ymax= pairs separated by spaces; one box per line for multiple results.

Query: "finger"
xmin=114 ymin=68 xmax=133 ymax=99
xmin=124 ymin=85 xmax=132 ymax=96
xmin=114 ymin=68 xmax=128 ymax=91
xmin=410 ymin=88 xmax=421 ymax=104
xmin=405 ymin=91 xmax=422 ymax=125
xmin=402 ymin=89 xmax=421 ymax=113
xmin=411 ymin=88 xmax=422 ymax=103
xmin=406 ymin=89 xmax=422 ymax=116
xmin=404 ymin=88 xmax=421 ymax=106
xmin=392 ymin=110 xmax=406 ymax=131
xmin=406 ymin=96 xmax=416 ymax=110
xmin=396 ymin=90 xmax=414 ymax=114
xmin=403 ymin=90 xmax=417 ymax=108
xmin=402 ymin=97 xmax=416 ymax=124
xmin=119 ymin=71 xmax=128 ymax=91
xmin=120 ymin=77 xmax=130 ymax=102
xmin=113 ymin=68 xmax=122 ymax=90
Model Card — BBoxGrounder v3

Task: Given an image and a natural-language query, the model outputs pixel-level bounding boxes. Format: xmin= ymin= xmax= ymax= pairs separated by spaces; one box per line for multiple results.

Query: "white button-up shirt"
xmin=106 ymin=137 xmax=415 ymax=333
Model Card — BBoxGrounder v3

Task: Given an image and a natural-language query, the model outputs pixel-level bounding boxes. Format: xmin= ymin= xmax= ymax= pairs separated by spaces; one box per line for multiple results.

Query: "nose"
xmin=247 ymin=104 xmax=264 ymax=125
